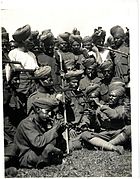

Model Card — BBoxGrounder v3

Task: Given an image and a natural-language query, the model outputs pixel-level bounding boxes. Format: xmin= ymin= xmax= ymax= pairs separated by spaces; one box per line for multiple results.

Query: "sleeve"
xmin=20 ymin=121 xmax=58 ymax=149
xmin=8 ymin=50 xmax=23 ymax=69
xmin=101 ymin=105 xmax=126 ymax=120
xmin=29 ymin=52 xmax=39 ymax=69
xmin=8 ymin=50 xmax=16 ymax=61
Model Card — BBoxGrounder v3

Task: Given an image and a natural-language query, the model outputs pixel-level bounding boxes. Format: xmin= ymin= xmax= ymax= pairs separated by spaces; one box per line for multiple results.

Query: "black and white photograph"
xmin=0 ymin=0 xmax=139 ymax=178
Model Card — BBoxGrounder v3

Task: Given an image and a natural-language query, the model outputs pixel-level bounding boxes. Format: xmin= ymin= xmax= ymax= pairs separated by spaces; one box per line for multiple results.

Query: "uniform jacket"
xmin=14 ymin=115 xmax=58 ymax=163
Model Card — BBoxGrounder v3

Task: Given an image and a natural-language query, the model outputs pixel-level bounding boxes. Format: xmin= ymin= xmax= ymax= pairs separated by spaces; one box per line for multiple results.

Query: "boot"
xmin=110 ymin=133 xmax=128 ymax=145
xmin=89 ymin=137 xmax=115 ymax=151
xmin=5 ymin=167 xmax=18 ymax=177
xmin=113 ymin=145 xmax=124 ymax=155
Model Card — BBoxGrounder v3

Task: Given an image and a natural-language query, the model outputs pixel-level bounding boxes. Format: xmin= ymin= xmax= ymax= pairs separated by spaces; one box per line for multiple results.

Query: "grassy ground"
xmin=16 ymin=148 xmax=132 ymax=177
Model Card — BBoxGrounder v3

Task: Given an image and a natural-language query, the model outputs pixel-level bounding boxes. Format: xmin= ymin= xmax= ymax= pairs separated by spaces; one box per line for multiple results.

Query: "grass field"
xmin=16 ymin=148 xmax=132 ymax=177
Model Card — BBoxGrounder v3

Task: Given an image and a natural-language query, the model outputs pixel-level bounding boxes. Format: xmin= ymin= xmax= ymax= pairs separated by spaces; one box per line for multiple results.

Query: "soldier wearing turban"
xmin=56 ymin=32 xmax=80 ymax=72
xmin=69 ymin=34 xmax=82 ymax=55
xmin=77 ymin=83 xmax=101 ymax=132
xmin=79 ymin=57 xmax=101 ymax=91
xmin=36 ymin=30 xmax=61 ymax=90
xmin=82 ymin=35 xmax=102 ymax=64
xmin=65 ymin=69 xmax=84 ymax=82
xmin=27 ymin=66 xmax=60 ymax=115
xmin=27 ymin=30 xmax=40 ymax=54
xmin=80 ymin=82 xmax=130 ymax=154
xmin=15 ymin=96 xmax=66 ymax=168
xmin=69 ymin=34 xmax=82 ymax=45
xmin=92 ymin=27 xmax=106 ymax=48
xmin=91 ymin=27 xmax=108 ymax=63
xmin=8 ymin=25 xmax=39 ymax=118
xmin=109 ymin=25 xmax=130 ymax=85
xmin=61 ymin=70 xmax=86 ymax=124
xmin=69 ymin=34 xmax=86 ymax=70
xmin=39 ymin=29 xmax=55 ymax=57
xmin=94 ymin=60 xmax=114 ymax=103
xmin=82 ymin=36 xmax=93 ymax=51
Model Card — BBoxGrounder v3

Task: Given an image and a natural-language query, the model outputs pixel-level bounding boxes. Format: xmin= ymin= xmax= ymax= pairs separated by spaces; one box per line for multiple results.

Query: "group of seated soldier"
xmin=2 ymin=24 xmax=130 ymax=177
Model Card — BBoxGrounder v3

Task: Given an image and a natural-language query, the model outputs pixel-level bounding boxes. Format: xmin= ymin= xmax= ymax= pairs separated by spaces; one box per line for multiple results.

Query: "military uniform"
xmin=110 ymin=25 xmax=130 ymax=85
xmin=80 ymin=82 xmax=131 ymax=152
xmin=112 ymin=44 xmax=130 ymax=84
xmin=14 ymin=97 xmax=66 ymax=168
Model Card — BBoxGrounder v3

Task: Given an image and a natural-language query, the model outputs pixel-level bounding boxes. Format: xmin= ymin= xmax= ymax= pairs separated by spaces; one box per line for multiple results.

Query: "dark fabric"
xmin=60 ymin=51 xmax=78 ymax=71
xmin=111 ymin=44 xmax=130 ymax=84
xmin=97 ymin=105 xmax=126 ymax=130
xmin=14 ymin=115 xmax=66 ymax=167
xmin=65 ymin=90 xmax=86 ymax=123
xmin=12 ymin=24 xmax=31 ymax=42
xmin=36 ymin=53 xmax=61 ymax=87
xmin=79 ymin=76 xmax=101 ymax=92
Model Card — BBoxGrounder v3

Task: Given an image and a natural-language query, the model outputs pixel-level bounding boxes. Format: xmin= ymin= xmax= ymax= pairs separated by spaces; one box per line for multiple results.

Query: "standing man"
xmin=109 ymin=25 xmax=130 ymax=86
xmin=57 ymin=32 xmax=78 ymax=72
xmin=37 ymin=29 xmax=61 ymax=89
xmin=8 ymin=25 xmax=39 ymax=104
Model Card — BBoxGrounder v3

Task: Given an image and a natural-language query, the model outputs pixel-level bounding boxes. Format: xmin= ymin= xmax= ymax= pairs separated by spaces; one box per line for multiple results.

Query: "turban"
xmin=40 ymin=29 xmax=54 ymax=43
xmin=83 ymin=57 xmax=97 ymax=68
xmin=85 ymin=84 xmax=100 ymax=97
xmin=1 ymin=27 xmax=9 ymax=41
xmin=109 ymin=85 xmax=125 ymax=98
xmin=106 ymin=36 xmax=114 ymax=46
xmin=110 ymin=77 xmax=125 ymax=88
xmin=57 ymin=32 xmax=70 ymax=43
xmin=72 ymin=28 xmax=80 ymax=35
xmin=32 ymin=97 xmax=58 ymax=110
xmin=12 ymin=24 xmax=31 ymax=42
xmin=82 ymin=36 xmax=92 ymax=43
xmin=100 ymin=60 xmax=113 ymax=71
xmin=65 ymin=70 xmax=84 ymax=81
xmin=34 ymin=66 xmax=51 ymax=78
xmin=69 ymin=34 xmax=82 ymax=44
xmin=31 ymin=31 xmax=39 ymax=39
xmin=110 ymin=25 xmax=124 ymax=38
xmin=92 ymin=28 xmax=106 ymax=43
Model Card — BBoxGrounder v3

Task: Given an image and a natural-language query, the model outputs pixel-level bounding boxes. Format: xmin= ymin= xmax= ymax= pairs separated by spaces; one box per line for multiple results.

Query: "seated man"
xmin=14 ymin=97 xmax=66 ymax=169
xmin=79 ymin=57 xmax=100 ymax=92
xmin=27 ymin=65 xmax=59 ymax=115
xmin=80 ymin=82 xmax=131 ymax=154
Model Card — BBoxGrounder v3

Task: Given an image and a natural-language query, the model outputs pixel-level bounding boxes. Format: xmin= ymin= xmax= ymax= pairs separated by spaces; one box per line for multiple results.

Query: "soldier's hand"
xmin=92 ymin=45 xmax=99 ymax=53
xmin=109 ymin=51 xmax=116 ymax=59
xmin=69 ymin=129 xmax=78 ymax=138
xmin=54 ymin=120 xmax=66 ymax=134
xmin=53 ymin=120 xmax=61 ymax=131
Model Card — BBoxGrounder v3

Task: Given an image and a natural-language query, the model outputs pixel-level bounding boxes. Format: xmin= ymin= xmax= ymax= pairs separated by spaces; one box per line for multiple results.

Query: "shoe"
xmin=114 ymin=145 xmax=124 ymax=155
xmin=36 ymin=160 xmax=50 ymax=169
xmin=49 ymin=150 xmax=63 ymax=165
xmin=5 ymin=167 xmax=18 ymax=177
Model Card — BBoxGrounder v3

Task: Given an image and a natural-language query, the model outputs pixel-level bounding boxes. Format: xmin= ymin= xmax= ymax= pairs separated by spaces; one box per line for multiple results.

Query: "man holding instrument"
xmin=14 ymin=97 xmax=66 ymax=169
xmin=80 ymin=80 xmax=131 ymax=154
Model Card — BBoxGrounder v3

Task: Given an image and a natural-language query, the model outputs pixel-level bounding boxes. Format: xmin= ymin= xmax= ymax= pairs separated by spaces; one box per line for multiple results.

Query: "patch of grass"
xmin=16 ymin=149 xmax=132 ymax=177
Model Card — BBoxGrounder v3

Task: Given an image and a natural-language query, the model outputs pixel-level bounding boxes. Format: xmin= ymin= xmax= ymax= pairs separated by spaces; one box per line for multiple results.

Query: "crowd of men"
xmin=2 ymin=24 xmax=130 ymax=177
